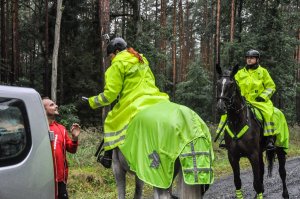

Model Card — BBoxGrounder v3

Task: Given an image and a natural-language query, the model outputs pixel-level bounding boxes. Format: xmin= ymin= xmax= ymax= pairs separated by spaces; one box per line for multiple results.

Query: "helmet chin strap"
xmin=246 ymin=63 xmax=259 ymax=70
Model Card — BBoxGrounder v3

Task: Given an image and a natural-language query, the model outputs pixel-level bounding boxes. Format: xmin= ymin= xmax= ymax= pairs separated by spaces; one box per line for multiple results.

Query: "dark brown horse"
xmin=216 ymin=64 xmax=289 ymax=199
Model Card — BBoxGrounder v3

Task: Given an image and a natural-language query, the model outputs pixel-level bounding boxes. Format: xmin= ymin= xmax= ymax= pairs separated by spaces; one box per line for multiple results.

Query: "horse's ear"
xmin=230 ymin=64 xmax=239 ymax=78
xmin=216 ymin=63 xmax=222 ymax=76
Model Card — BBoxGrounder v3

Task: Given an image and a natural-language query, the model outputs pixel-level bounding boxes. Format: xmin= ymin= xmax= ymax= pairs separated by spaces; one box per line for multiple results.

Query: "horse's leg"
xmin=276 ymin=147 xmax=289 ymax=199
xmin=112 ymin=149 xmax=127 ymax=199
xmin=259 ymin=151 xmax=265 ymax=193
xmin=228 ymin=153 xmax=243 ymax=198
xmin=133 ymin=175 xmax=144 ymax=199
xmin=176 ymin=169 xmax=202 ymax=199
xmin=153 ymin=187 xmax=171 ymax=199
xmin=249 ymin=151 xmax=264 ymax=197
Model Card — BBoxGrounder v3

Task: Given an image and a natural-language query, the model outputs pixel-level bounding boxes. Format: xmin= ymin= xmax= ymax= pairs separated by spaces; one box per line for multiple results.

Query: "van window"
xmin=0 ymin=98 xmax=31 ymax=166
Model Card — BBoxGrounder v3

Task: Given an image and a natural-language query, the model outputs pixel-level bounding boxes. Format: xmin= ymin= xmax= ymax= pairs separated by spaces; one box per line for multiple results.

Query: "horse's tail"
xmin=266 ymin=149 xmax=275 ymax=177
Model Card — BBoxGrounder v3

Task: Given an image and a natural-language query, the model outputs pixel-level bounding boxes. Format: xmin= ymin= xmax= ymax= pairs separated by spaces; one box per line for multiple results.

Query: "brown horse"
xmin=216 ymin=64 xmax=289 ymax=199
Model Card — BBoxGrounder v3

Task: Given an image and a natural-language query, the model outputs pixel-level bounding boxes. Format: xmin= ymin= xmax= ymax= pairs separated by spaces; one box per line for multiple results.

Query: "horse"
xmin=215 ymin=64 xmax=289 ymax=199
xmin=110 ymin=101 xmax=213 ymax=199
xmin=112 ymin=148 xmax=207 ymax=199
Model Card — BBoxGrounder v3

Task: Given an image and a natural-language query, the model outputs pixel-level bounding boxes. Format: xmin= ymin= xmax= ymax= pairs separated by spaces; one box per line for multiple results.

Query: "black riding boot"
xmin=266 ymin=136 xmax=276 ymax=151
xmin=100 ymin=150 xmax=112 ymax=168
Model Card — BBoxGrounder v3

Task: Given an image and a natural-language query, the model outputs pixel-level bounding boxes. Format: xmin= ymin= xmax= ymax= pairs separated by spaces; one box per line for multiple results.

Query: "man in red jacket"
xmin=43 ymin=97 xmax=80 ymax=199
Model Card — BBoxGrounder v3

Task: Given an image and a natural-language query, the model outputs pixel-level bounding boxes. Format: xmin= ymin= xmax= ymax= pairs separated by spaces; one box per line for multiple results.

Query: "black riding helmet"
xmin=245 ymin=49 xmax=260 ymax=58
xmin=107 ymin=37 xmax=127 ymax=56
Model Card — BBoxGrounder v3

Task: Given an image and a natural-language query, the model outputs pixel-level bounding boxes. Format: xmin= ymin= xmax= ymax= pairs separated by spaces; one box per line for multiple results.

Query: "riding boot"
xmin=266 ymin=136 xmax=276 ymax=151
xmin=100 ymin=150 xmax=112 ymax=168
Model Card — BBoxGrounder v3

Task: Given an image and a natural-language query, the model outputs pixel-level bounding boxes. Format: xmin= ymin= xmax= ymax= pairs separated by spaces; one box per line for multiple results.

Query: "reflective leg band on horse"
xmin=235 ymin=189 xmax=243 ymax=199
xmin=256 ymin=192 xmax=263 ymax=199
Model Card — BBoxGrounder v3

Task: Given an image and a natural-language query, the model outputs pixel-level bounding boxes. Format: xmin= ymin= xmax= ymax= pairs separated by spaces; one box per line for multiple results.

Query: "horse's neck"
xmin=227 ymin=93 xmax=248 ymax=128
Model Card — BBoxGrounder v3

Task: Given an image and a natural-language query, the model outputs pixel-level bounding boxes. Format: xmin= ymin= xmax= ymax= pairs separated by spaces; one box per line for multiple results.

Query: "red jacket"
xmin=49 ymin=121 xmax=78 ymax=183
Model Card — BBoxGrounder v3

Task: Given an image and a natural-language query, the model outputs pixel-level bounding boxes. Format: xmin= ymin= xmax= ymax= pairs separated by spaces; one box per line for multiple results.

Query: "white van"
xmin=0 ymin=85 xmax=55 ymax=199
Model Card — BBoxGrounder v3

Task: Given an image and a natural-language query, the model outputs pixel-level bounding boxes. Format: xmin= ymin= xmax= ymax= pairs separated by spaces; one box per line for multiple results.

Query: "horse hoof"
xmin=282 ymin=193 xmax=289 ymax=199
xmin=282 ymin=190 xmax=289 ymax=199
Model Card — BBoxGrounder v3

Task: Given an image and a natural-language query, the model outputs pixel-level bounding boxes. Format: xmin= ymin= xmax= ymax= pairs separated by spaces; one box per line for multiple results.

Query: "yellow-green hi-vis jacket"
xmin=88 ymin=50 xmax=169 ymax=150
xmin=217 ymin=65 xmax=277 ymax=136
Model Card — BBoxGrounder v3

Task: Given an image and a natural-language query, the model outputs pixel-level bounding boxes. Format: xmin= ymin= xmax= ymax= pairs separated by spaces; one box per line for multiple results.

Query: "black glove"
xmin=255 ymin=96 xmax=265 ymax=102
xmin=79 ymin=96 xmax=90 ymax=108
xmin=81 ymin=96 xmax=88 ymax=102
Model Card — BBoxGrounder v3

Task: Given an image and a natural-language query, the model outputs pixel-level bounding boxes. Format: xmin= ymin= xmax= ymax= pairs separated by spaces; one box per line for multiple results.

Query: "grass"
xmin=66 ymin=125 xmax=300 ymax=198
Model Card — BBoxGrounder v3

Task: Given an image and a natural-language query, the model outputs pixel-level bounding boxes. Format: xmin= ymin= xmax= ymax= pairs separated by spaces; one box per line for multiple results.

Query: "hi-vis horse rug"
xmin=119 ymin=101 xmax=214 ymax=188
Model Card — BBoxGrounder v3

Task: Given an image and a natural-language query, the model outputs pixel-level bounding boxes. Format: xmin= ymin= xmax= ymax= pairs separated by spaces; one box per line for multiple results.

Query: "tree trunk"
xmin=99 ymin=0 xmax=110 ymax=125
xmin=296 ymin=28 xmax=300 ymax=63
xmin=122 ymin=0 xmax=126 ymax=38
xmin=132 ymin=0 xmax=141 ymax=37
xmin=12 ymin=0 xmax=20 ymax=83
xmin=1 ymin=0 xmax=8 ymax=83
xmin=201 ymin=0 xmax=210 ymax=71
xmin=213 ymin=0 xmax=221 ymax=123
xmin=237 ymin=0 xmax=243 ymax=43
xmin=178 ymin=0 xmax=186 ymax=81
xmin=185 ymin=0 xmax=191 ymax=62
xmin=44 ymin=0 xmax=50 ymax=96
xmin=215 ymin=0 xmax=221 ymax=67
xmin=51 ymin=0 xmax=63 ymax=102
xmin=154 ymin=0 xmax=159 ymax=50
xmin=159 ymin=0 xmax=167 ymax=75
xmin=172 ymin=0 xmax=177 ymax=99
xmin=297 ymin=68 xmax=300 ymax=125
xmin=230 ymin=0 xmax=235 ymax=43
xmin=229 ymin=0 xmax=236 ymax=63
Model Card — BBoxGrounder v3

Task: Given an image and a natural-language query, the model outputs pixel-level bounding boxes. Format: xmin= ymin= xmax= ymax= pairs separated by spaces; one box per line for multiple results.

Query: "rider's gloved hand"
xmin=81 ymin=96 xmax=88 ymax=102
xmin=255 ymin=96 xmax=265 ymax=102
xmin=79 ymin=96 xmax=90 ymax=109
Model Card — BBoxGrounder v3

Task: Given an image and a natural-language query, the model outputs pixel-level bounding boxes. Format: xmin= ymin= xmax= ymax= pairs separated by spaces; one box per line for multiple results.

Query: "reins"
xmin=216 ymin=76 xmax=251 ymax=139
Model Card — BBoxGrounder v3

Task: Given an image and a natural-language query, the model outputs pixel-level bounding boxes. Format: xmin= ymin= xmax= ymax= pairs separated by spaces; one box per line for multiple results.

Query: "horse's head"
xmin=216 ymin=64 xmax=239 ymax=114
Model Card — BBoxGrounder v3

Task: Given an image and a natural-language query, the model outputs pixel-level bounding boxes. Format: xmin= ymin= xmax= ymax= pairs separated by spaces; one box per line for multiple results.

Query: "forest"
xmin=0 ymin=0 xmax=299 ymax=127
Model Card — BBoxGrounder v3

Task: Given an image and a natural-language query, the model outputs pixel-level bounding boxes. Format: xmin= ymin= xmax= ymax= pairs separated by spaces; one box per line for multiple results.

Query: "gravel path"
xmin=203 ymin=157 xmax=300 ymax=199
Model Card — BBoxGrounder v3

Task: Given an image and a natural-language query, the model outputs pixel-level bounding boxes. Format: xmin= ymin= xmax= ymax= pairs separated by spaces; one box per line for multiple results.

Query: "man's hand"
xmin=70 ymin=123 xmax=81 ymax=141
xmin=255 ymin=96 xmax=265 ymax=102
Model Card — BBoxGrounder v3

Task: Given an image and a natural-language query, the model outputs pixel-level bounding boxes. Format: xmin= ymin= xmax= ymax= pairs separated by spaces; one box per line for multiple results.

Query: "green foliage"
xmin=175 ymin=60 xmax=213 ymax=121
xmin=57 ymin=103 xmax=80 ymax=129
xmin=66 ymin=127 xmax=153 ymax=198
xmin=7 ymin=0 xmax=300 ymax=125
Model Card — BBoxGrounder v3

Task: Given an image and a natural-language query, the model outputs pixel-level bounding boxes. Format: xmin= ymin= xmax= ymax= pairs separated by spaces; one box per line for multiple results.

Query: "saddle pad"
xmin=119 ymin=101 xmax=214 ymax=188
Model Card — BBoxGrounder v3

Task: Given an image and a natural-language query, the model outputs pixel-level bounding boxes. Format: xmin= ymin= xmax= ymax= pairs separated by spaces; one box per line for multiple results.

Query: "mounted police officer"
xmin=217 ymin=49 xmax=277 ymax=150
xmin=236 ymin=49 xmax=276 ymax=150
xmin=87 ymin=37 xmax=169 ymax=168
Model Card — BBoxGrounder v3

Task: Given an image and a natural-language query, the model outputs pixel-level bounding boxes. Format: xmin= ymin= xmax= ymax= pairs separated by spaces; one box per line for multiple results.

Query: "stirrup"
xmin=266 ymin=144 xmax=276 ymax=151
xmin=99 ymin=156 xmax=112 ymax=168
xmin=219 ymin=143 xmax=227 ymax=149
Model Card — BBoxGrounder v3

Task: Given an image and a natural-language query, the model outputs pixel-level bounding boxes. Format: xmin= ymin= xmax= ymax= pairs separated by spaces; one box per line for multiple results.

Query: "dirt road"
xmin=203 ymin=157 xmax=300 ymax=199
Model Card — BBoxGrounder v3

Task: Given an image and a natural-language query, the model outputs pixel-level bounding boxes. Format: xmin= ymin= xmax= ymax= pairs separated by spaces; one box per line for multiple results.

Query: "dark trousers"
xmin=58 ymin=181 xmax=68 ymax=199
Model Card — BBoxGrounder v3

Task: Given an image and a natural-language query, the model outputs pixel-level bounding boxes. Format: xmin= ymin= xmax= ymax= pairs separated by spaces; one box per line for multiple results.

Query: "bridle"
xmin=217 ymin=75 xmax=245 ymax=112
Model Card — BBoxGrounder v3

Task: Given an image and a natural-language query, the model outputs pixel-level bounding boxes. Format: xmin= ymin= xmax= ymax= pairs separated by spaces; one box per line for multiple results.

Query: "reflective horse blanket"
xmin=119 ymin=101 xmax=214 ymax=188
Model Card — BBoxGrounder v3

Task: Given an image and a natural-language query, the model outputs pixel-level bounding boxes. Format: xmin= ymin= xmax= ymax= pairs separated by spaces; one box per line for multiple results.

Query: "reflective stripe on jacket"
xmin=89 ymin=50 xmax=169 ymax=150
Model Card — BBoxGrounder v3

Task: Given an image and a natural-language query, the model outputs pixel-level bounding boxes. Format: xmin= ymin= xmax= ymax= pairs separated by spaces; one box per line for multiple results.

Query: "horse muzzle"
xmin=217 ymin=99 xmax=227 ymax=114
